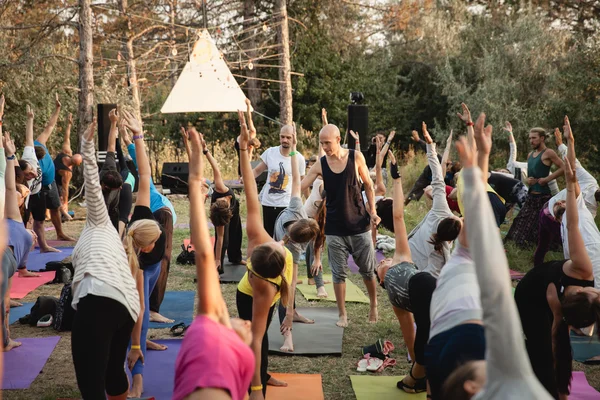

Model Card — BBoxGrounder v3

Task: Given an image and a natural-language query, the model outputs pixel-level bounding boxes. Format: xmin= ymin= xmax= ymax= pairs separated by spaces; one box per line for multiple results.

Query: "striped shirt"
xmin=71 ymin=138 xmax=140 ymax=321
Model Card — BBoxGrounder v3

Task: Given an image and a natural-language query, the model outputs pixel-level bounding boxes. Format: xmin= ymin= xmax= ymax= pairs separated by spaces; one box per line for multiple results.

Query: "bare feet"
xmin=293 ymin=310 xmax=314 ymax=324
xmin=4 ymin=339 xmax=22 ymax=352
xmin=18 ymin=269 xmax=41 ymax=278
xmin=336 ymin=314 xmax=348 ymax=328
xmin=323 ymin=279 xmax=332 ymax=284
xmin=128 ymin=374 xmax=143 ymax=398
xmin=57 ymin=234 xmax=76 ymax=242
xmin=10 ymin=300 xmax=23 ymax=307
xmin=316 ymin=286 xmax=328 ymax=298
xmin=279 ymin=332 xmax=294 ymax=352
xmin=149 ymin=311 xmax=174 ymax=324
xmin=308 ymin=278 xmax=316 ymax=286
xmin=146 ymin=339 xmax=168 ymax=351
xmin=368 ymin=306 xmax=378 ymax=324
xmin=40 ymin=246 xmax=60 ymax=253
xmin=239 ymin=260 xmax=247 ymax=265
xmin=267 ymin=376 xmax=288 ymax=387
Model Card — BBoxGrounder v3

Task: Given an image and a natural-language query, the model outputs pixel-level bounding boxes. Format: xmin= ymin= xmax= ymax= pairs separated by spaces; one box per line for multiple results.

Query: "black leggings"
xmin=119 ymin=183 xmax=133 ymax=225
xmin=262 ymin=205 xmax=286 ymax=238
xmin=71 ymin=295 xmax=135 ymax=400
xmin=408 ymin=272 xmax=437 ymax=365
xmin=236 ymin=290 xmax=275 ymax=398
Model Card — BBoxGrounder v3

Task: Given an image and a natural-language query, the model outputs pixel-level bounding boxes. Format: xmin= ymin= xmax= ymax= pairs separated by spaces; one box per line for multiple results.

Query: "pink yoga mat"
xmin=571 ymin=371 xmax=600 ymax=400
xmin=509 ymin=269 xmax=525 ymax=280
xmin=348 ymin=250 xmax=385 ymax=273
xmin=2 ymin=336 xmax=60 ymax=389
xmin=10 ymin=272 xmax=54 ymax=299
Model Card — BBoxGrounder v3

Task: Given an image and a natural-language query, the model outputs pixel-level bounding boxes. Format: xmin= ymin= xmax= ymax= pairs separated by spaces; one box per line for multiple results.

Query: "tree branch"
xmin=130 ymin=24 xmax=169 ymax=42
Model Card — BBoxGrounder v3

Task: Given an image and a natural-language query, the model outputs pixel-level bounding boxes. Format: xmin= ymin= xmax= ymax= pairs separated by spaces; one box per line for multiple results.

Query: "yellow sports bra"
xmin=237 ymin=247 xmax=294 ymax=306
xmin=456 ymin=173 xmax=505 ymax=216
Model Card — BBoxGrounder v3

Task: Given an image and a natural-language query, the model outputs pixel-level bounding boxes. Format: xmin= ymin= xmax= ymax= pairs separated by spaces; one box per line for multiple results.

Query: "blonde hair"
xmin=123 ymin=219 xmax=161 ymax=275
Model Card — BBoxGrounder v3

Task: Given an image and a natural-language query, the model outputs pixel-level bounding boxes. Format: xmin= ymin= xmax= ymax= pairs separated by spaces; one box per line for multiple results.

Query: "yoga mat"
xmin=348 ymin=250 xmax=385 ymax=274
xmin=130 ymin=339 xmax=181 ymax=400
xmin=37 ymin=239 xmax=75 ymax=248
xmin=27 ymin=247 xmax=74 ymax=271
xmin=350 ymin=375 xmax=426 ymax=400
xmin=2 ymin=336 xmax=61 ymax=389
xmin=296 ymin=274 xmax=369 ymax=303
xmin=219 ymin=262 xmax=247 ymax=283
xmin=571 ymin=331 xmax=600 ymax=363
xmin=267 ymin=307 xmax=344 ymax=356
xmin=10 ymin=272 xmax=54 ymax=299
xmin=571 ymin=371 xmax=600 ymax=400
xmin=148 ymin=291 xmax=195 ymax=329
xmin=267 ymin=373 xmax=324 ymax=400
xmin=509 ymin=269 xmax=525 ymax=280
xmin=8 ymin=302 xmax=34 ymax=325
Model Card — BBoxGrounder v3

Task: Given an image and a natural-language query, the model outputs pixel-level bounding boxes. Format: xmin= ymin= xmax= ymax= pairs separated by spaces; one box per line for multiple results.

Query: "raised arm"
xmin=390 ymin=158 xmax=412 ymax=264
xmin=440 ymin=130 xmax=453 ymax=169
xmin=563 ymin=158 xmax=593 ymax=281
xmin=422 ymin=123 xmax=449 ymax=213
xmin=562 ymin=116 xmax=580 ymax=197
xmin=201 ymin=134 xmax=228 ymax=194
xmin=61 ymin=113 xmax=73 ymax=156
xmin=356 ymin=150 xmax=380 ymax=228
xmin=457 ymin=103 xmax=475 ymax=151
xmin=301 ymin=161 xmax=320 ymax=193
xmin=107 ymin=109 xmax=118 ymax=153
xmin=373 ymin=136 xmax=386 ymax=196
xmin=474 ymin=113 xmax=492 ymax=185
xmin=25 ymin=105 xmax=35 ymax=148
xmin=349 ymin=130 xmax=361 ymax=153
xmin=457 ymin=126 xmax=534 ymax=383
xmin=80 ymin=118 xmax=110 ymax=227
xmin=122 ymin=111 xmax=150 ymax=208
xmin=36 ymin=93 xmax=61 ymax=145
xmin=238 ymin=110 xmax=271 ymax=248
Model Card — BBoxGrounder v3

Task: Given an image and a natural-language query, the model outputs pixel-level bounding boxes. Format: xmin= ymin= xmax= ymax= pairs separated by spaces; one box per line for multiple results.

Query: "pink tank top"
xmin=173 ymin=315 xmax=255 ymax=400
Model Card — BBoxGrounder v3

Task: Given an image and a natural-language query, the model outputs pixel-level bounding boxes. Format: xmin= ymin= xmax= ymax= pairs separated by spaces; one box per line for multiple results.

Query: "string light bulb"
xmin=248 ymin=61 xmax=254 ymax=70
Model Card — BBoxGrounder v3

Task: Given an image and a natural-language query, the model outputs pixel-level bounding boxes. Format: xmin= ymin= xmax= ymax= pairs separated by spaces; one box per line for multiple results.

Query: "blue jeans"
xmin=130 ymin=260 xmax=161 ymax=376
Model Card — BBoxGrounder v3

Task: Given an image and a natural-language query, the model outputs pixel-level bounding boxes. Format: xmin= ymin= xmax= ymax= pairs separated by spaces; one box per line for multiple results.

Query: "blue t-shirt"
xmin=34 ymin=141 xmax=55 ymax=186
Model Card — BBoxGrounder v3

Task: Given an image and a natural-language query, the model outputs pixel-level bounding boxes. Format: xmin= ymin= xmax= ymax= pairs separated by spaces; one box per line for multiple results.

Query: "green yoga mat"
xmin=296 ymin=274 xmax=369 ymax=304
xmin=350 ymin=376 xmax=427 ymax=400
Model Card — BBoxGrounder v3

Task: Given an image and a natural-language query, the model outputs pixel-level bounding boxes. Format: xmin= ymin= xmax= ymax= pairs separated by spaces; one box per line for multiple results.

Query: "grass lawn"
xmin=5 ymin=173 xmax=600 ymax=399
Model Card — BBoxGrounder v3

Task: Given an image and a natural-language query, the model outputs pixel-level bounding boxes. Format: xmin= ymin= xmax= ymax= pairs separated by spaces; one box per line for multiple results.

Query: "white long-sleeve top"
xmin=71 ymin=137 xmax=140 ymax=321
xmin=556 ymin=143 xmax=598 ymax=216
xmin=463 ymin=167 xmax=553 ymax=400
xmin=508 ymin=141 xmax=559 ymax=195
xmin=408 ymin=143 xmax=453 ymax=277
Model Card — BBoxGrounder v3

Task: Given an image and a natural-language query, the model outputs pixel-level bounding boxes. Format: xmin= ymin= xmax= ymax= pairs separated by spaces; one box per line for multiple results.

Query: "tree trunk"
xmin=243 ymin=0 xmax=261 ymax=106
xmin=276 ymin=0 xmax=293 ymax=124
xmin=119 ymin=0 xmax=142 ymax=121
xmin=77 ymin=0 xmax=94 ymax=142
xmin=169 ymin=0 xmax=177 ymax=88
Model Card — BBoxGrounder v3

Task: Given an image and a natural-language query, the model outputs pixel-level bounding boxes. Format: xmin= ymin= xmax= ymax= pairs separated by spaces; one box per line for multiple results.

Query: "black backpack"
xmin=176 ymin=244 xmax=195 ymax=265
xmin=18 ymin=296 xmax=59 ymax=326
xmin=53 ymin=283 xmax=75 ymax=331
xmin=45 ymin=261 xmax=74 ymax=284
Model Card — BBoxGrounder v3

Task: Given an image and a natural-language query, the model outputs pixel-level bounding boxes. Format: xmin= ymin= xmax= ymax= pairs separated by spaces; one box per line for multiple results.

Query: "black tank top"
xmin=54 ymin=153 xmax=71 ymax=172
xmin=321 ymin=150 xmax=370 ymax=236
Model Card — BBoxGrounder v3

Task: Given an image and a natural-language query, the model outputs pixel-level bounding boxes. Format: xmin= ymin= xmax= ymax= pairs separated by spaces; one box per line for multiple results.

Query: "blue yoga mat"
xmin=9 ymin=302 xmax=34 ymax=325
xmin=571 ymin=332 xmax=600 ymax=363
xmin=27 ymin=247 xmax=74 ymax=272
xmin=148 ymin=291 xmax=195 ymax=329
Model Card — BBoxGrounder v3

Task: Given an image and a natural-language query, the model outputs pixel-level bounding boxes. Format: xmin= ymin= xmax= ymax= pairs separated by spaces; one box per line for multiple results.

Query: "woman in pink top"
xmin=173 ymin=127 xmax=254 ymax=400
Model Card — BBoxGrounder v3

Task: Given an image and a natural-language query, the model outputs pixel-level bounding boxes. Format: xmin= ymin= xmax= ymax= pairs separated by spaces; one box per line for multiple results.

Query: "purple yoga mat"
xmin=130 ymin=339 xmax=182 ymax=400
xmin=348 ymin=250 xmax=385 ymax=273
xmin=27 ymin=247 xmax=74 ymax=272
xmin=2 ymin=336 xmax=60 ymax=389
xmin=571 ymin=371 xmax=600 ymax=400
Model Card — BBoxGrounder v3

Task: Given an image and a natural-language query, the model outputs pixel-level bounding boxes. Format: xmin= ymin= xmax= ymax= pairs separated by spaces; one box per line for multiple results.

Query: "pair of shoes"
xmin=397 ymin=364 xmax=427 ymax=393
xmin=362 ymin=339 xmax=395 ymax=360
xmin=357 ymin=353 xmax=397 ymax=373
xmin=170 ymin=322 xmax=189 ymax=337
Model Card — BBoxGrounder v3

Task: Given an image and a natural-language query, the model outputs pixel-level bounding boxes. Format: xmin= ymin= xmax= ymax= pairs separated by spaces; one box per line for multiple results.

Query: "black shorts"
xmin=29 ymin=183 xmax=61 ymax=221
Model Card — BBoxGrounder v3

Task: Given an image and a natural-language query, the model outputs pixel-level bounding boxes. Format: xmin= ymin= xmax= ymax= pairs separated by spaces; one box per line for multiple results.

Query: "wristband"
xmin=250 ymin=385 xmax=263 ymax=392
xmin=240 ymin=148 xmax=248 ymax=151
xmin=289 ymin=151 xmax=297 ymax=156
xmin=466 ymin=121 xmax=474 ymax=127
xmin=385 ymin=141 xmax=391 ymax=146
xmin=133 ymin=134 xmax=144 ymax=140
xmin=6 ymin=155 xmax=15 ymax=160
xmin=390 ymin=162 xmax=401 ymax=179
xmin=131 ymin=345 xmax=141 ymax=350
xmin=202 ymin=150 xmax=209 ymax=155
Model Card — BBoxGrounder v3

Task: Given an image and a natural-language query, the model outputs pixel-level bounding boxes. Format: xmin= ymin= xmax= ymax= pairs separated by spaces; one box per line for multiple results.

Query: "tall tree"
xmin=276 ymin=0 xmax=293 ymax=124
xmin=78 ymin=0 xmax=94 ymax=141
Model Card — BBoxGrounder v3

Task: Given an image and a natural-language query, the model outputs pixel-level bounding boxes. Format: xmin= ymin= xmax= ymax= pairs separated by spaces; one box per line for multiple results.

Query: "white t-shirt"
xmin=303 ymin=178 xmax=323 ymax=219
xmin=21 ymin=146 xmax=43 ymax=208
xmin=258 ymin=146 xmax=306 ymax=207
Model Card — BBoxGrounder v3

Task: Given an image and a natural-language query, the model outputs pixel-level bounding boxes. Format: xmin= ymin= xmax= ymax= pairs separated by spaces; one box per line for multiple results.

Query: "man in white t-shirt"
xmin=252 ymin=124 xmax=306 ymax=237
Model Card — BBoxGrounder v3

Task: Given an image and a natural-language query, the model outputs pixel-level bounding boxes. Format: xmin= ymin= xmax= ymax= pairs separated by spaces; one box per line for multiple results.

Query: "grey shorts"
xmin=326 ymin=230 xmax=376 ymax=284
xmin=384 ymin=262 xmax=419 ymax=312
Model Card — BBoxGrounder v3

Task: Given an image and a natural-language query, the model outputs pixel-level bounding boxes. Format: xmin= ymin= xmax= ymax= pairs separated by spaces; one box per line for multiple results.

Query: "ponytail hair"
xmin=279 ymin=271 xmax=290 ymax=306
xmin=428 ymin=217 xmax=462 ymax=253
xmin=123 ymin=219 xmax=161 ymax=275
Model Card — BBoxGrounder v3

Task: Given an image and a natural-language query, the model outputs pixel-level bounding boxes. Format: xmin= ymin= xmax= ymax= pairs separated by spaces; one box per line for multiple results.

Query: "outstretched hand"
xmin=411 ymin=130 xmax=420 ymax=142
xmin=554 ymin=127 xmax=562 ymax=147
xmin=445 ymin=130 xmax=454 ymax=147
xmin=122 ymin=110 xmax=142 ymax=135
xmin=108 ymin=108 xmax=118 ymax=123
xmin=455 ymin=136 xmax=475 ymax=169
xmin=27 ymin=105 xmax=34 ymax=119
xmin=0 ymin=94 xmax=4 ymax=118
xmin=564 ymin=157 xmax=576 ymax=185
xmin=503 ymin=121 xmax=513 ymax=134
xmin=457 ymin=103 xmax=472 ymax=124
xmin=421 ymin=122 xmax=433 ymax=144
xmin=3 ymin=132 xmax=16 ymax=156
xmin=349 ymin=130 xmax=360 ymax=142
xmin=386 ymin=130 xmax=396 ymax=143
xmin=474 ymin=113 xmax=492 ymax=155
xmin=186 ymin=127 xmax=204 ymax=182
xmin=238 ymin=110 xmax=250 ymax=148
xmin=68 ymin=113 xmax=73 ymax=125
xmin=119 ymin=119 xmax=131 ymax=144
xmin=563 ymin=115 xmax=573 ymax=143
xmin=55 ymin=92 xmax=61 ymax=109
xmin=181 ymin=126 xmax=191 ymax=160
xmin=245 ymin=98 xmax=257 ymax=138
xmin=321 ymin=108 xmax=328 ymax=126
xmin=83 ymin=117 xmax=97 ymax=141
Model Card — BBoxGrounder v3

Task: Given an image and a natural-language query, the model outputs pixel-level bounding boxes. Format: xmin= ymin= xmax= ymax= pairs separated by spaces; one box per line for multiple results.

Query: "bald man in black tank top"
xmin=302 ymin=124 xmax=379 ymax=327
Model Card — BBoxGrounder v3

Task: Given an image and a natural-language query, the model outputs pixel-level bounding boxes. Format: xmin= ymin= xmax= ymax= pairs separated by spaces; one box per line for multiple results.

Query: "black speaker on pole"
xmin=347 ymin=104 xmax=368 ymax=151
xmin=97 ymin=104 xmax=117 ymax=152
xmin=161 ymin=162 xmax=189 ymax=194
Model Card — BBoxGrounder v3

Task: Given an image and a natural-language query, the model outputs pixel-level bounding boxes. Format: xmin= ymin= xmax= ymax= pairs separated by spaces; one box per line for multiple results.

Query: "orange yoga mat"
xmin=267 ymin=373 xmax=324 ymax=400
xmin=10 ymin=272 xmax=55 ymax=299
xmin=182 ymin=237 xmax=215 ymax=252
